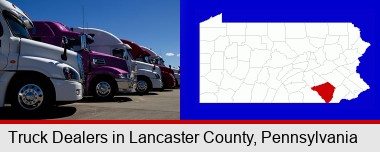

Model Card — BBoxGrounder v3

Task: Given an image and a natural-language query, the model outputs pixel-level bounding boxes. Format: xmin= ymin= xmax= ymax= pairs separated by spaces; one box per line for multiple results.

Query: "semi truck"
xmin=72 ymin=27 xmax=162 ymax=94
xmin=141 ymin=46 xmax=180 ymax=87
xmin=0 ymin=1 xmax=83 ymax=113
xmin=29 ymin=21 xmax=136 ymax=99
xmin=121 ymin=39 xmax=176 ymax=89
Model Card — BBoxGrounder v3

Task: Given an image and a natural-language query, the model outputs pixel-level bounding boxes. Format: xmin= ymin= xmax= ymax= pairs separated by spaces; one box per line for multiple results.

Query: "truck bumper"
xmin=151 ymin=78 xmax=163 ymax=89
xmin=176 ymin=78 xmax=180 ymax=86
xmin=51 ymin=79 xmax=83 ymax=101
xmin=116 ymin=78 xmax=136 ymax=93
xmin=162 ymin=73 xmax=176 ymax=89
xmin=175 ymin=74 xmax=180 ymax=86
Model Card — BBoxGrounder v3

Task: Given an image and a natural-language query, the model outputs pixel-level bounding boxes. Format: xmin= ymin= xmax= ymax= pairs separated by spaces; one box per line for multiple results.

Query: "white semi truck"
xmin=72 ymin=27 xmax=162 ymax=94
xmin=0 ymin=1 xmax=84 ymax=113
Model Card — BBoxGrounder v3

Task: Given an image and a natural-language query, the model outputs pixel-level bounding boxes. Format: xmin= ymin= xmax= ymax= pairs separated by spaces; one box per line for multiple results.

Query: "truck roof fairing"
xmin=72 ymin=27 xmax=131 ymax=50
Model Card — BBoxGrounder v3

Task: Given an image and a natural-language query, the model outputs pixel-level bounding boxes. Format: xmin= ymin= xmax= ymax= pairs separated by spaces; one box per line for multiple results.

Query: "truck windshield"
xmin=68 ymin=34 xmax=90 ymax=51
xmin=113 ymin=49 xmax=125 ymax=58
xmin=137 ymin=56 xmax=151 ymax=64
xmin=3 ymin=11 xmax=31 ymax=39
xmin=151 ymin=58 xmax=165 ymax=66
xmin=69 ymin=43 xmax=80 ymax=51
xmin=68 ymin=38 xmax=87 ymax=51
xmin=158 ymin=59 xmax=165 ymax=66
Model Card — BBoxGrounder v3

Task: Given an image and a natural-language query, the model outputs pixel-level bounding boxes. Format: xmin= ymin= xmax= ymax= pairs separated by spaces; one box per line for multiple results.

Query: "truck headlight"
xmin=155 ymin=73 xmax=160 ymax=79
xmin=63 ymin=67 xmax=80 ymax=81
xmin=170 ymin=73 xmax=175 ymax=80
xmin=119 ymin=73 xmax=131 ymax=79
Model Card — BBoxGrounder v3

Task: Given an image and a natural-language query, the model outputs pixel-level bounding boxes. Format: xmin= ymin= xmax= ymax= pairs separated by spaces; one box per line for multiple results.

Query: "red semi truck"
xmin=141 ymin=46 xmax=180 ymax=87
xmin=120 ymin=39 xmax=176 ymax=89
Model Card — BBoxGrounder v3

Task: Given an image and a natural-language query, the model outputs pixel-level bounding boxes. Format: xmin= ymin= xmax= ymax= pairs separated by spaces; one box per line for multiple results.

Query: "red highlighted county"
xmin=311 ymin=82 xmax=336 ymax=103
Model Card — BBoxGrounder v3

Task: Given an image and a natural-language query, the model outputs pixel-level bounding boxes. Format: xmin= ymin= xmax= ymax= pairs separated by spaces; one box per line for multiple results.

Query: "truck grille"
xmin=93 ymin=57 xmax=106 ymax=65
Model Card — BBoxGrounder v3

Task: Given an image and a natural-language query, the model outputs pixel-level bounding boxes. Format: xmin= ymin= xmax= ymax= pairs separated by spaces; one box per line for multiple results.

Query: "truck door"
xmin=113 ymin=48 xmax=134 ymax=73
xmin=79 ymin=50 xmax=90 ymax=74
xmin=1 ymin=11 xmax=29 ymax=71
xmin=0 ymin=19 xmax=6 ymax=70
xmin=124 ymin=49 xmax=137 ymax=80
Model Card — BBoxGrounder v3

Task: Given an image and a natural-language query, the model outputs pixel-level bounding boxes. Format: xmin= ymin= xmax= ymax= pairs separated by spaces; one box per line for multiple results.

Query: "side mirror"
xmin=61 ymin=36 xmax=68 ymax=61
xmin=85 ymin=33 xmax=95 ymax=44
xmin=80 ymin=34 xmax=87 ymax=50
xmin=23 ymin=19 xmax=34 ymax=29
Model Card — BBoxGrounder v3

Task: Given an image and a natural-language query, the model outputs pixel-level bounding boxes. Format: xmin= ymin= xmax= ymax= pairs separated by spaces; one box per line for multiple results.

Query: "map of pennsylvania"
xmin=200 ymin=14 xmax=370 ymax=103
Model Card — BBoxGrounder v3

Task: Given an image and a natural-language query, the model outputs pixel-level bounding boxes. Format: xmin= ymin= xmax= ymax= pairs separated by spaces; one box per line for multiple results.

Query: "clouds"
xmin=165 ymin=52 xmax=180 ymax=57
xmin=165 ymin=52 xmax=175 ymax=57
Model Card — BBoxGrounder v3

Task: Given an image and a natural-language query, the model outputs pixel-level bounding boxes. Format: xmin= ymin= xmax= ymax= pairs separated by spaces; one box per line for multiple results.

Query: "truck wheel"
xmin=91 ymin=79 xmax=116 ymax=100
xmin=10 ymin=78 xmax=53 ymax=113
xmin=136 ymin=77 xmax=151 ymax=94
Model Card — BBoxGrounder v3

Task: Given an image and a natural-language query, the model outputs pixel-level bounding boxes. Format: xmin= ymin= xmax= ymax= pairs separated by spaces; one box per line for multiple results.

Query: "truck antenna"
xmin=82 ymin=5 xmax=85 ymax=33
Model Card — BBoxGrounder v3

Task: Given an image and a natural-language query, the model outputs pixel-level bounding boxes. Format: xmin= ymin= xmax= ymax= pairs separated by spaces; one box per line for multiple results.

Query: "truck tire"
xmin=136 ymin=77 xmax=151 ymax=94
xmin=91 ymin=78 xmax=116 ymax=100
xmin=10 ymin=77 xmax=54 ymax=113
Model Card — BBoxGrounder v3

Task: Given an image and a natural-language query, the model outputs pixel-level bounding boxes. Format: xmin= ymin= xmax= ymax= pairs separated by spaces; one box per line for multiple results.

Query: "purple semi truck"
xmin=29 ymin=21 xmax=136 ymax=99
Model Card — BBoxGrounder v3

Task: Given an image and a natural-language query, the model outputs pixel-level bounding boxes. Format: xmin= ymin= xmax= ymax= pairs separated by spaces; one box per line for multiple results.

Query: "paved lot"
xmin=0 ymin=89 xmax=180 ymax=120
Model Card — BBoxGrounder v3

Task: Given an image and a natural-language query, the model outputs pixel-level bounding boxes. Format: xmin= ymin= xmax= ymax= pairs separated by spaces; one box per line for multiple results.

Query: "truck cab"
xmin=72 ymin=27 xmax=162 ymax=94
xmin=121 ymin=39 xmax=175 ymax=89
xmin=29 ymin=21 xmax=136 ymax=99
xmin=0 ymin=1 xmax=83 ymax=113
xmin=141 ymin=46 xmax=180 ymax=87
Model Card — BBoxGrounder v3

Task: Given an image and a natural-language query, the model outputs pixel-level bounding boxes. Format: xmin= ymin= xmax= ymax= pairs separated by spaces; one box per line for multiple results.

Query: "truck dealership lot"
xmin=0 ymin=89 xmax=180 ymax=120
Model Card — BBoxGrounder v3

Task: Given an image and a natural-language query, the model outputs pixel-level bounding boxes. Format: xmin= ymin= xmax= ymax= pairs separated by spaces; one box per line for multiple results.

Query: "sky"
xmin=11 ymin=0 xmax=180 ymax=67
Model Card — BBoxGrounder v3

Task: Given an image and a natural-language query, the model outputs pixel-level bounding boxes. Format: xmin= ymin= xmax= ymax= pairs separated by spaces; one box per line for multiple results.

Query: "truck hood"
xmin=20 ymin=38 xmax=80 ymax=74
xmin=91 ymin=51 xmax=115 ymax=58
xmin=90 ymin=50 xmax=129 ymax=72
xmin=158 ymin=65 xmax=174 ymax=74
xmin=134 ymin=60 xmax=160 ymax=74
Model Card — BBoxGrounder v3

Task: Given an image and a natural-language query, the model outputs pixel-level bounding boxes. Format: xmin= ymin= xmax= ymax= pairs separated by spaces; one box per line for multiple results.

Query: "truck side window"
xmin=3 ymin=11 xmax=31 ymax=39
xmin=136 ymin=55 xmax=145 ymax=62
xmin=113 ymin=49 xmax=124 ymax=59
xmin=152 ymin=59 xmax=158 ymax=64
